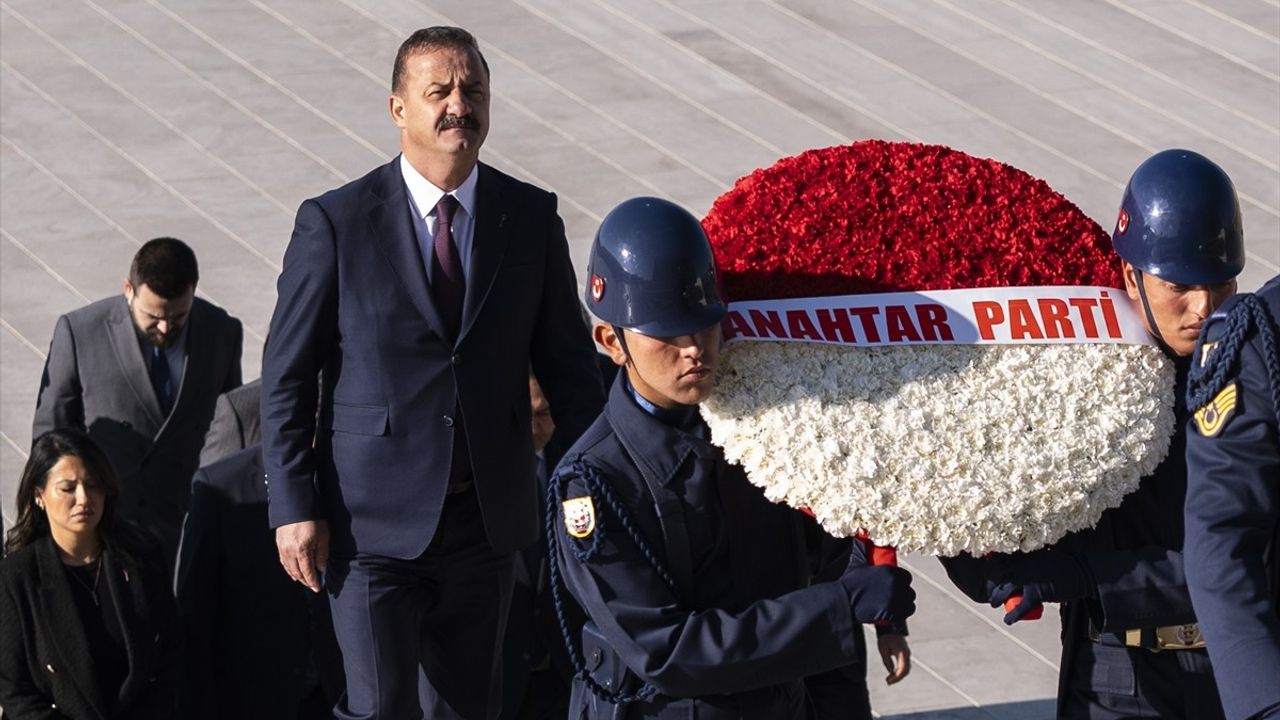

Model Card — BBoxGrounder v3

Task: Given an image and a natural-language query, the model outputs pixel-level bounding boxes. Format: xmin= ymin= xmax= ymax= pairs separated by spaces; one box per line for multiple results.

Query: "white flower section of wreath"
xmin=701 ymin=342 xmax=1174 ymax=556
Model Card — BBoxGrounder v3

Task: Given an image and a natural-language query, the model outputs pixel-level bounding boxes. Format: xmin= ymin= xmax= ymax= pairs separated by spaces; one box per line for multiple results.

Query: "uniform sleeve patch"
xmin=562 ymin=496 xmax=596 ymax=538
xmin=1193 ymin=382 xmax=1237 ymax=437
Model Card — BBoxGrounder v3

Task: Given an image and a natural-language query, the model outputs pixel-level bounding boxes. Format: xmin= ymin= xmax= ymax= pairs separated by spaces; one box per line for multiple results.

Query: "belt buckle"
xmin=1153 ymin=623 xmax=1205 ymax=651
xmin=1124 ymin=628 xmax=1143 ymax=649
xmin=1098 ymin=623 xmax=1206 ymax=652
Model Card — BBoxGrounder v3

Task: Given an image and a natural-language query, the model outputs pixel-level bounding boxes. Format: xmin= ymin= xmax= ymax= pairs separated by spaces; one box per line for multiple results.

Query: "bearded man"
xmin=34 ymin=235 xmax=243 ymax=572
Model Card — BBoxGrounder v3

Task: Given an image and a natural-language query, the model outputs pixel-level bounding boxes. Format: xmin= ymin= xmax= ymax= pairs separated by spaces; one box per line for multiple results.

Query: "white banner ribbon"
xmin=722 ymin=285 xmax=1153 ymax=347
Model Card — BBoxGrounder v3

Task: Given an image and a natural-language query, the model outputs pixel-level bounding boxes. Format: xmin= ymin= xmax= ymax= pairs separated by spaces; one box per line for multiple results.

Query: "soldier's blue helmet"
xmin=584 ymin=197 xmax=726 ymax=337
xmin=1112 ymin=149 xmax=1245 ymax=285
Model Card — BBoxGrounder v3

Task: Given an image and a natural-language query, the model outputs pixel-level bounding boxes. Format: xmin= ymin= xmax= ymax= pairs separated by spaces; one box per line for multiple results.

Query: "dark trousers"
xmin=298 ymin=685 xmax=335 ymax=719
xmin=327 ymin=489 xmax=517 ymax=720
xmin=505 ymin=668 xmax=570 ymax=720
xmin=804 ymin=626 xmax=871 ymax=720
xmin=1060 ymin=637 xmax=1225 ymax=719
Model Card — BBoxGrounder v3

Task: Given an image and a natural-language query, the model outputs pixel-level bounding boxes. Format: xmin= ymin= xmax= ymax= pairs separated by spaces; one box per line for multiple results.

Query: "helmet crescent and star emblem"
xmin=1117 ymin=208 xmax=1129 ymax=234
xmin=590 ymin=274 xmax=606 ymax=302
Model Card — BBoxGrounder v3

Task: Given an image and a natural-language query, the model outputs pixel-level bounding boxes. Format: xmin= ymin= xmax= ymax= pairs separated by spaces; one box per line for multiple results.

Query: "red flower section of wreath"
xmin=702 ymin=141 xmax=1121 ymax=301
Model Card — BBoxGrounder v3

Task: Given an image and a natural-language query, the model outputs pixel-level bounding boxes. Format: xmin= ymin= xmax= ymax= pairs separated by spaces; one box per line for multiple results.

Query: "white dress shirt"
xmin=400 ymin=154 xmax=479 ymax=281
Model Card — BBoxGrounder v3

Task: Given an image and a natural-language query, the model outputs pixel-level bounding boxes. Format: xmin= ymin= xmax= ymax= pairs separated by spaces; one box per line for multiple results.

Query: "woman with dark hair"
xmin=0 ymin=428 xmax=178 ymax=719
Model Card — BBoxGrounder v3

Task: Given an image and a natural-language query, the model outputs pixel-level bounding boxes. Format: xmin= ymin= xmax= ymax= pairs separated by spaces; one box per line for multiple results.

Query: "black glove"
xmin=987 ymin=582 xmax=1044 ymax=624
xmin=838 ymin=538 xmax=916 ymax=625
xmin=987 ymin=548 xmax=1094 ymax=625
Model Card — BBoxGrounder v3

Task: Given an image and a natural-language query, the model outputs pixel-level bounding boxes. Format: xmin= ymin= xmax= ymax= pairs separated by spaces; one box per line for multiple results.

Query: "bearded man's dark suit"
xmin=262 ymin=156 xmax=604 ymax=718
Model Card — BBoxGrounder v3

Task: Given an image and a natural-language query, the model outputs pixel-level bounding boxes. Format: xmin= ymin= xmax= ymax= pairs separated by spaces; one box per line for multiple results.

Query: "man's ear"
xmin=593 ymin=323 xmax=627 ymax=367
xmin=388 ymin=94 xmax=406 ymax=129
xmin=123 ymin=278 xmax=135 ymax=301
xmin=1121 ymin=261 xmax=1141 ymax=302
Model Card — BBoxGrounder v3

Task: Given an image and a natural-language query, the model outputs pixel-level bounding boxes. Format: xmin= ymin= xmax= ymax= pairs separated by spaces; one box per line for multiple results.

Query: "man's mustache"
xmin=439 ymin=114 xmax=479 ymax=131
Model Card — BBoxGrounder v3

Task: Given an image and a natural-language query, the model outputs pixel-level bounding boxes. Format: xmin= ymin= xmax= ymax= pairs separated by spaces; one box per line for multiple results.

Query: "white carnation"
xmin=701 ymin=343 xmax=1174 ymax=556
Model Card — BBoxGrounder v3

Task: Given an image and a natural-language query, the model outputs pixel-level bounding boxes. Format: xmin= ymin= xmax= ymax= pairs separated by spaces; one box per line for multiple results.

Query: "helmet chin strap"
xmin=614 ymin=324 xmax=654 ymax=391
xmin=1134 ymin=269 xmax=1171 ymax=351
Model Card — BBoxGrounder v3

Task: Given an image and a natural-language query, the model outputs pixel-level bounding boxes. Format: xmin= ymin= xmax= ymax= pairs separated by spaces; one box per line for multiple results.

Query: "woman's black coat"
xmin=0 ymin=532 xmax=179 ymax=719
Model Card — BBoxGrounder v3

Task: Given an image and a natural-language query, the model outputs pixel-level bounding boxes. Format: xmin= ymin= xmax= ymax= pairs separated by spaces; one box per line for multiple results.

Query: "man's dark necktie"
xmin=430 ymin=194 xmax=472 ymax=492
xmin=431 ymin=194 xmax=465 ymax=340
xmin=150 ymin=345 xmax=173 ymax=416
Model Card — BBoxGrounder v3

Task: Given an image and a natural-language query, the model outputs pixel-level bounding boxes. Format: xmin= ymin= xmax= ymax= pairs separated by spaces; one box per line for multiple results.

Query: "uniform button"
xmin=589 ymin=648 xmax=602 ymax=669
xmin=442 ymin=415 xmax=454 ymax=428
xmin=451 ymin=353 xmax=461 ymax=366
xmin=46 ymin=663 xmax=55 ymax=673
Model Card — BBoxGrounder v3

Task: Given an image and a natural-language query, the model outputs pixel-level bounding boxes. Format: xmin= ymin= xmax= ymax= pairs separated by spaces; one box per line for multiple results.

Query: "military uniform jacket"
xmin=552 ymin=377 xmax=861 ymax=718
xmin=1185 ymin=275 xmax=1280 ymax=720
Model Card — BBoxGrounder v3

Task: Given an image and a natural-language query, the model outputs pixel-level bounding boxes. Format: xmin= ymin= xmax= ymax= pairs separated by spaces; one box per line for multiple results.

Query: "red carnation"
xmin=703 ymin=141 xmax=1121 ymax=301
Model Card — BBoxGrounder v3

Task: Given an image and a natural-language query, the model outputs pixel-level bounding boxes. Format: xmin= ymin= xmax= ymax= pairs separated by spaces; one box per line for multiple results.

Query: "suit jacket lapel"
xmin=459 ymin=164 xmax=511 ymax=343
xmin=36 ymin=538 xmax=108 ymax=718
xmin=105 ymin=298 xmax=165 ymax=430
xmin=366 ymin=160 xmax=450 ymax=340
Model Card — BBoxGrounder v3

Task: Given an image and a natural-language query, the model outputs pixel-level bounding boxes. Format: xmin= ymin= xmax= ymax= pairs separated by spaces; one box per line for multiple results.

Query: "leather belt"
xmin=1088 ymin=621 xmax=1206 ymax=652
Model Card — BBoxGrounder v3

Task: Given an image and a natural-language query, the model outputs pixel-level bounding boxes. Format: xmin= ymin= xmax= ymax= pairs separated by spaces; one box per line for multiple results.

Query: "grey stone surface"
xmin=2 ymin=0 xmax=1276 ymax=715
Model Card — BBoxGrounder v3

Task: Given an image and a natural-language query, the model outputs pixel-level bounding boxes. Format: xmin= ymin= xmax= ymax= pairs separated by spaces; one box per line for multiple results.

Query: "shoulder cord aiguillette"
xmin=1187 ymin=294 xmax=1280 ymax=426
xmin=545 ymin=458 xmax=679 ymax=705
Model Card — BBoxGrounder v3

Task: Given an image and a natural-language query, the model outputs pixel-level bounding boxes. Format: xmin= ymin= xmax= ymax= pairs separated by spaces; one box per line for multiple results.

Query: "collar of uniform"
xmin=399 ymin=154 xmax=478 ymax=220
xmin=605 ymin=372 xmax=716 ymax=488
xmin=624 ymin=374 xmax=702 ymax=429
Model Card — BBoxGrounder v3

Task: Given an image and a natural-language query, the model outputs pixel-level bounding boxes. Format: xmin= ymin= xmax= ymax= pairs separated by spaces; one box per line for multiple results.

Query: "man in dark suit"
xmin=262 ymin=26 xmax=604 ymax=720
xmin=33 ymin=237 xmax=243 ymax=568
xmin=199 ymin=378 xmax=261 ymax=467
xmin=176 ymin=445 xmax=345 ymax=720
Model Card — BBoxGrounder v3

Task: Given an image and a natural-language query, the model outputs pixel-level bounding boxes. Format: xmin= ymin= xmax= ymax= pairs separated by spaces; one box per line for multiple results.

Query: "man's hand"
xmin=276 ymin=520 xmax=329 ymax=593
xmin=876 ymin=633 xmax=911 ymax=685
